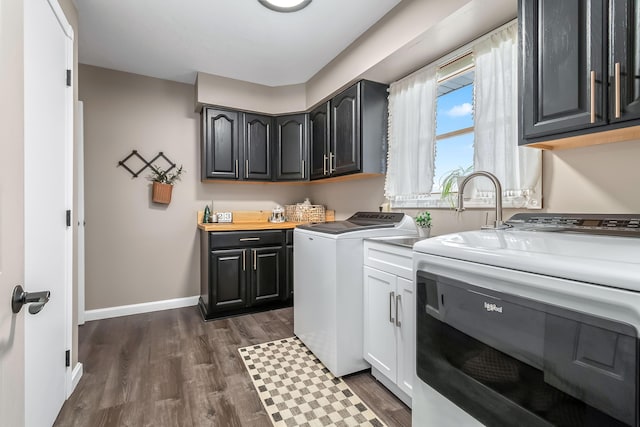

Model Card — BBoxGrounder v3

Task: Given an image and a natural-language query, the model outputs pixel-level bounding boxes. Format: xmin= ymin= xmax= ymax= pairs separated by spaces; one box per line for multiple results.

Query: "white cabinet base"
xmin=371 ymin=367 xmax=412 ymax=408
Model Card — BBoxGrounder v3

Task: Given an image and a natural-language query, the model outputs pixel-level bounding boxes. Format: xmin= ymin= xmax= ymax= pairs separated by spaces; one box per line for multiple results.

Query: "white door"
xmin=0 ymin=0 xmax=28 ymax=424
xmin=24 ymin=0 xmax=74 ymax=425
xmin=363 ymin=266 xmax=397 ymax=383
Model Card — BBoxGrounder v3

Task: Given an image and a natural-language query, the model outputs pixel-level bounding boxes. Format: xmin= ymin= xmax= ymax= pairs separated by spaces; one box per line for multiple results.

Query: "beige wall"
xmin=80 ymin=65 xmax=309 ymax=310
xmin=0 ymin=0 xmax=25 ymax=424
xmin=196 ymin=72 xmax=306 ymax=114
xmin=377 ymin=140 xmax=640 ymax=236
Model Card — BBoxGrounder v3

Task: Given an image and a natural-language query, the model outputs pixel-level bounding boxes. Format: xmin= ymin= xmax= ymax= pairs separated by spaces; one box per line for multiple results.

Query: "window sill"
xmin=390 ymin=195 xmax=542 ymax=210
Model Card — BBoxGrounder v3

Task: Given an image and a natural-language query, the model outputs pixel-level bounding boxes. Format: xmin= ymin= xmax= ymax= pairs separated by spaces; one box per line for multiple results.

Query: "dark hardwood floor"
xmin=54 ymin=307 xmax=411 ymax=427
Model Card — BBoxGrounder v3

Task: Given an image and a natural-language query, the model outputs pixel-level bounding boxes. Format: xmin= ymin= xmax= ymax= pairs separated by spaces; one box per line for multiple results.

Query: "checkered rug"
xmin=238 ymin=337 xmax=387 ymax=427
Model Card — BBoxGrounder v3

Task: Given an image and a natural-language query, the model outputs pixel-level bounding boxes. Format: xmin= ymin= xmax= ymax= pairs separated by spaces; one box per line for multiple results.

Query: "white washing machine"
xmin=294 ymin=212 xmax=417 ymax=377
xmin=412 ymin=213 xmax=640 ymax=427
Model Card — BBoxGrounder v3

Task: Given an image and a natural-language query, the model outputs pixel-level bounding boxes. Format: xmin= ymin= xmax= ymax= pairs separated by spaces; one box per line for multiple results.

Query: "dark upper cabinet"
xmin=520 ymin=0 xmax=606 ymax=140
xmin=243 ymin=113 xmax=273 ymax=180
xmin=331 ymin=84 xmax=361 ymax=176
xmin=202 ymin=108 xmax=241 ymax=179
xmin=274 ymin=114 xmax=308 ymax=181
xmin=520 ymin=0 xmax=640 ymax=145
xmin=609 ymin=0 xmax=640 ymax=123
xmin=310 ymin=102 xmax=330 ymax=180
xmin=311 ymin=80 xmax=388 ymax=180
xmin=202 ymin=80 xmax=387 ymax=181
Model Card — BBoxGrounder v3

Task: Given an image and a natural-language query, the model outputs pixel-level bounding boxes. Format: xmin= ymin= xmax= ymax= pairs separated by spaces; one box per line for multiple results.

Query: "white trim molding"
xmin=68 ymin=363 xmax=83 ymax=397
xmin=84 ymin=296 xmax=199 ymax=322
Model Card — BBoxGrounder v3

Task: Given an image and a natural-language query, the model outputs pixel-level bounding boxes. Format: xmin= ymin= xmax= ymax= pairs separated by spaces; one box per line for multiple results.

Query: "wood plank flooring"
xmin=54 ymin=307 xmax=411 ymax=427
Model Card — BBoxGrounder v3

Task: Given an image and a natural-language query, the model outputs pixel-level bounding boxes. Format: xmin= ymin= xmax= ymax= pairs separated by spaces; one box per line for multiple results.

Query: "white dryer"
xmin=294 ymin=212 xmax=417 ymax=377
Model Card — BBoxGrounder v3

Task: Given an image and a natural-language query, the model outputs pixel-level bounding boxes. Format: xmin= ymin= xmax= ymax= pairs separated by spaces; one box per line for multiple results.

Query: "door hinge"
xmin=66 ymin=210 xmax=71 ymax=227
xmin=66 ymin=69 xmax=72 ymax=87
xmin=65 ymin=350 xmax=70 ymax=367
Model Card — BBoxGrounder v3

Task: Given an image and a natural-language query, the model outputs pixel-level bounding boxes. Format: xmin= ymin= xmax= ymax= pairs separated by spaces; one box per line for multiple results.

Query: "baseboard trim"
xmin=84 ymin=296 xmax=199 ymax=321
xmin=69 ymin=362 xmax=83 ymax=397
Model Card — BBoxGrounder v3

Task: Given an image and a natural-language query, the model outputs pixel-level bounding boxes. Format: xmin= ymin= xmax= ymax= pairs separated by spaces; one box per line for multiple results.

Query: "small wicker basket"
xmin=285 ymin=204 xmax=326 ymax=223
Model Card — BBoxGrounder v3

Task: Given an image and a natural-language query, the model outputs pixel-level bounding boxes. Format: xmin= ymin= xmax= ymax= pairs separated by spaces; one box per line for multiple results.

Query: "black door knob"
xmin=11 ymin=285 xmax=50 ymax=314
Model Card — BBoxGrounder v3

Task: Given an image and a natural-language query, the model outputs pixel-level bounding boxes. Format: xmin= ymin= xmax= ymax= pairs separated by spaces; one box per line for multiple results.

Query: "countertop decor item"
xmin=440 ymin=165 xmax=473 ymax=207
xmin=284 ymin=198 xmax=325 ymax=223
xmin=415 ymin=211 xmax=432 ymax=238
xmin=148 ymin=164 xmax=185 ymax=205
xmin=269 ymin=205 xmax=286 ymax=223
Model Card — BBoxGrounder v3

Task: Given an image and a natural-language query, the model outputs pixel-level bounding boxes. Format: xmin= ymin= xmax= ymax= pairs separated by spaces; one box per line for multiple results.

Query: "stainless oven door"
xmin=414 ymin=254 xmax=639 ymax=427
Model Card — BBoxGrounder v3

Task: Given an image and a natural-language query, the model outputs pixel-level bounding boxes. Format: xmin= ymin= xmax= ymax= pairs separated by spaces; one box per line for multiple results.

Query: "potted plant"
xmin=440 ymin=165 xmax=473 ymax=207
xmin=415 ymin=211 xmax=432 ymax=238
xmin=148 ymin=164 xmax=185 ymax=204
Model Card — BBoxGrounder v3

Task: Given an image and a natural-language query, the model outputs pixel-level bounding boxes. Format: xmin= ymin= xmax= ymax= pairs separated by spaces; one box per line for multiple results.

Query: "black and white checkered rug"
xmin=238 ymin=337 xmax=387 ymax=427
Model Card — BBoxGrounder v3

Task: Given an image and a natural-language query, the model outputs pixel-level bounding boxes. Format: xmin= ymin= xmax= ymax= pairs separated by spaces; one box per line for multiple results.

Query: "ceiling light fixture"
xmin=258 ymin=0 xmax=312 ymax=13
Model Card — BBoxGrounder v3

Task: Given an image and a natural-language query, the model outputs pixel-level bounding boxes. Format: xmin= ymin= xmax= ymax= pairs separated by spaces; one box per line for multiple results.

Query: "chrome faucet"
xmin=457 ymin=171 xmax=510 ymax=230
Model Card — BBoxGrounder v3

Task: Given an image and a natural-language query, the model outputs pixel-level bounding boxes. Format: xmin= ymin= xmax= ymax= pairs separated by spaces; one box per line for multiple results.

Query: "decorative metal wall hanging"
xmin=117 ymin=150 xmax=176 ymax=178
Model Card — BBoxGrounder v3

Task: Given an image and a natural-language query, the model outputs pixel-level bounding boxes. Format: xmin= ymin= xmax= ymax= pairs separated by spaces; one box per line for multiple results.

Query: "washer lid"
xmin=296 ymin=212 xmax=406 ymax=235
xmin=413 ymin=229 xmax=640 ymax=292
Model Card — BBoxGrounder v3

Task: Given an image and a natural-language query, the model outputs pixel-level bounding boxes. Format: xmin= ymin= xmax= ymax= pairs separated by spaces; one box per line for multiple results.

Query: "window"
xmin=385 ymin=20 xmax=542 ymax=210
xmin=433 ymin=56 xmax=475 ymax=194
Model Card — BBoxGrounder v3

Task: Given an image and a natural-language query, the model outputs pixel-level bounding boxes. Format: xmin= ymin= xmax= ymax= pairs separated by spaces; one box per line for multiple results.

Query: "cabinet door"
xmin=202 ymin=108 xmax=240 ymax=179
xmin=274 ymin=114 xmax=308 ymax=181
xmin=243 ymin=113 xmax=272 ymax=180
xmin=520 ymin=0 xmax=606 ymax=141
xmin=363 ymin=266 xmax=397 ymax=383
xmin=310 ymin=102 xmax=330 ymax=180
xmin=250 ymin=246 xmax=283 ymax=305
xmin=396 ymin=276 xmax=414 ymax=399
xmin=210 ymin=248 xmax=247 ymax=312
xmin=330 ymin=83 xmax=361 ymax=176
xmin=610 ymin=0 xmax=640 ymax=123
xmin=286 ymin=244 xmax=294 ymax=300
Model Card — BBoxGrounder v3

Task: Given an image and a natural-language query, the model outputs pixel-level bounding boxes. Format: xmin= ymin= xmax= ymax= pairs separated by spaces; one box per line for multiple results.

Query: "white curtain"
xmin=473 ymin=23 xmax=542 ymax=208
xmin=384 ymin=66 xmax=437 ymax=201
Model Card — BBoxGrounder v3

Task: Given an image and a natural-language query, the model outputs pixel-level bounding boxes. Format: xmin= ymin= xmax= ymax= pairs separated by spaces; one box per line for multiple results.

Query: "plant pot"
xmin=152 ymin=182 xmax=173 ymax=204
xmin=417 ymin=227 xmax=431 ymax=238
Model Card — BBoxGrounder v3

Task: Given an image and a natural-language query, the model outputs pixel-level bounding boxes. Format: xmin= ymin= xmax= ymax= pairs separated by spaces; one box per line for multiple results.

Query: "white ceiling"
xmin=76 ymin=0 xmax=402 ymax=86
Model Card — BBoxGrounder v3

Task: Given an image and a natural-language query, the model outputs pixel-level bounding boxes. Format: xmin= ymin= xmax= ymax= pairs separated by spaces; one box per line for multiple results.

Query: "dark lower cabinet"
xmin=285 ymin=229 xmax=294 ymax=301
xmin=286 ymin=244 xmax=294 ymax=300
xmin=199 ymin=229 xmax=292 ymax=320
xmin=209 ymin=249 xmax=247 ymax=311
xmin=250 ymin=246 xmax=283 ymax=305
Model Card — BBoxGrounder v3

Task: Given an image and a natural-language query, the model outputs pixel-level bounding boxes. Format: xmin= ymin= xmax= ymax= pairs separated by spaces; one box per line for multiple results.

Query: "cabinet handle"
xmin=242 ymin=250 xmax=246 ymax=271
xmin=235 ymin=159 xmax=239 ymax=179
xmin=590 ymin=70 xmax=596 ymax=124
xmin=330 ymin=152 xmax=336 ymax=173
xmin=323 ymin=155 xmax=328 ymax=175
xmin=615 ymin=62 xmax=621 ymax=119
xmin=395 ymin=294 xmax=402 ymax=327
xmin=253 ymin=249 xmax=257 ymax=270
xmin=245 ymin=159 xmax=249 ymax=178
xmin=239 ymin=237 xmax=260 ymax=242
xmin=389 ymin=291 xmax=395 ymax=324
xmin=301 ymin=160 xmax=305 ymax=179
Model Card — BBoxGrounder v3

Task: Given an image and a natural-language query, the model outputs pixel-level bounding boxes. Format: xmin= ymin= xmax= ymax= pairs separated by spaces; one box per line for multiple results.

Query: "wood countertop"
xmin=197 ymin=210 xmax=334 ymax=232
